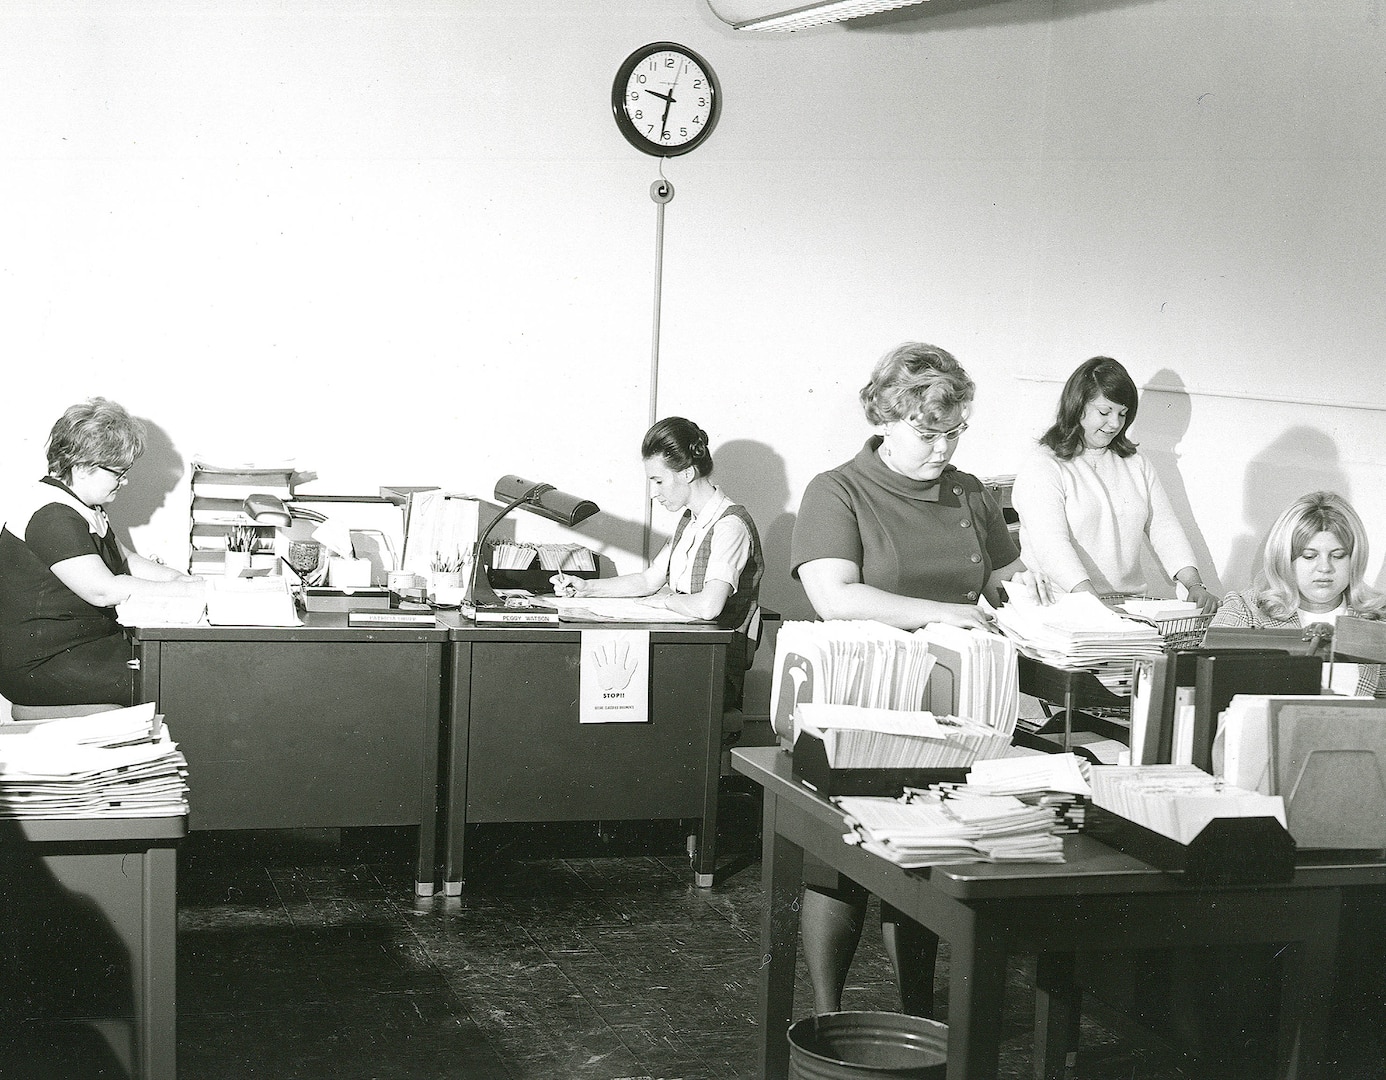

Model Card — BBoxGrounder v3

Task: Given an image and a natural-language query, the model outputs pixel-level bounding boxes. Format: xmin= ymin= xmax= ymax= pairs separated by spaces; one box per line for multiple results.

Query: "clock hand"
xmin=644 ymin=88 xmax=674 ymax=103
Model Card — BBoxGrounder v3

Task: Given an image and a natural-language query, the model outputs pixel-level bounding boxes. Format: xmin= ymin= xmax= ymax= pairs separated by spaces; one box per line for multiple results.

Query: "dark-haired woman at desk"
xmin=1211 ymin=490 xmax=1386 ymax=695
xmin=0 ymin=398 xmax=204 ymax=707
xmin=552 ymin=416 xmax=763 ymax=710
xmin=791 ymin=342 xmax=1046 ymax=1016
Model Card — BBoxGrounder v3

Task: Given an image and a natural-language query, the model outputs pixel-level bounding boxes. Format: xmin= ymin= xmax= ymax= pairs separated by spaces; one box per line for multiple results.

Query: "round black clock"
xmin=611 ymin=42 xmax=721 ymax=157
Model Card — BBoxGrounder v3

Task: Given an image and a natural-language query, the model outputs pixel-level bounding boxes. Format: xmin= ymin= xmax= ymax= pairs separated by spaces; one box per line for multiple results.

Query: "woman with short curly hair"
xmin=0 ymin=398 xmax=204 ymax=707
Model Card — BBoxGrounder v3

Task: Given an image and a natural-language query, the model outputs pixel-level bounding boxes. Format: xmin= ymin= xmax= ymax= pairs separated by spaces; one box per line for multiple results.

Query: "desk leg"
xmin=1277 ymin=891 xmax=1341 ymax=1080
xmin=946 ymin=914 xmax=1008 ymax=1080
xmin=1033 ymin=952 xmax=1080 ymax=1080
xmin=443 ymin=644 xmax=473 ymax=896
xmin=414 ymin=644 xmax=443 ymax=896
xmin=694 ymin=641 xmax=727 ymax=888
xmin=758 ymin=790 xmax=804 ymax=1080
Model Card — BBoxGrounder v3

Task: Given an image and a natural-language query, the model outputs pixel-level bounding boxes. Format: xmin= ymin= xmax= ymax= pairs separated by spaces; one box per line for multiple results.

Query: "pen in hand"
xmin=551 ymin=573 xmax=579 ymax=598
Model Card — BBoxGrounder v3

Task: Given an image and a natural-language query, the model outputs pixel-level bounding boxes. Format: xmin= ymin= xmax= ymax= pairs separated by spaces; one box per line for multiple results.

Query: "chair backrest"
xmin=9 ymin=703 xmax=122 ymax=722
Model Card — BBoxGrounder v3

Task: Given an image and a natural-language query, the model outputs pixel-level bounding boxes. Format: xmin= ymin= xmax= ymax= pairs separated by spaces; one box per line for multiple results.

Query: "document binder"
xmin=1191 ymin=653 xmax=1323 ymax=772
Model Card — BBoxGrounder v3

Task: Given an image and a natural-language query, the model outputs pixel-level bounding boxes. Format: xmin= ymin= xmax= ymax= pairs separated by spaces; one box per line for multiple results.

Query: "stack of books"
xmin=835 ymin=789 xmax=1066 ymax=867
xmin=0 ymin=704 xmax=189 ymax=819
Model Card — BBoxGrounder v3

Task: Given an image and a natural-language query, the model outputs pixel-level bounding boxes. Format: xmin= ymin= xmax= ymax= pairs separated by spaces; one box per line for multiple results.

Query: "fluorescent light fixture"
xmin=707 ymin=0 xmax=932 ymax=31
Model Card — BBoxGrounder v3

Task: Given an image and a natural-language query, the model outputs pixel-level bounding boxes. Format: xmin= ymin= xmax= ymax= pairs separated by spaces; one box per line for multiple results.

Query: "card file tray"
xmin=304 ymin=587 xmax=391 ymax=612
xmin=791 ymin=731 xmax=968 ymax=798
xmin=1085 ymin=804 xmax=1296 ymax=886
xmin=487 ymin=568 xmax=598 ymax=594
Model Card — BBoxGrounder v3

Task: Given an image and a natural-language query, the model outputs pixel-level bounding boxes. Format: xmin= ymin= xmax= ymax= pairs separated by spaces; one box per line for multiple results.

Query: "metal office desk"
xmin=731 ymin=745 xmax=1383 ymax=1080
xmin=2 ymin=814 xmax=183 ymax=1080
xmin=134 ymin=615 xmax=447 ymax=894
xmin=440 ymin=614 xmax=731 ymax=892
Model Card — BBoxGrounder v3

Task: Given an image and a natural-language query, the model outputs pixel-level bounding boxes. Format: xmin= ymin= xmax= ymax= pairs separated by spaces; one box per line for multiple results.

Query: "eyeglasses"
xmin=900 ymin=419 xmax=969 ymax=445
xmin=96 ymin=464 xmax=132 ymax=484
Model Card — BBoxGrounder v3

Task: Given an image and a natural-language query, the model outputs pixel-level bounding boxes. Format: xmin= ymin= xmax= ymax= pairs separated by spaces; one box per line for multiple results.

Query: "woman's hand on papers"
xmin=1003 ymin=570 xmax=1056 ymax=607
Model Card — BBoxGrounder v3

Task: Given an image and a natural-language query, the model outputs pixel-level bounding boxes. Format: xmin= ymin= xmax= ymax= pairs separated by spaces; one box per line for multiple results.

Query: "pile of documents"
xmin=770 ymin=619 xmax=1022 ymax=741
xmin=1087 ymin=764 xmax=1284 ymax=845
xmin=992 ymin=593 xmax=1164 ymax=693
xmin=0 ymin=704 xmax=188 ymax=819
xmin=795 ymin=702 xmax=1011 ymax=769
xmin=926 ymin=753 xmax=1091 ymax=833
xmin=836 ymin=789 xmax=1066 ymax=867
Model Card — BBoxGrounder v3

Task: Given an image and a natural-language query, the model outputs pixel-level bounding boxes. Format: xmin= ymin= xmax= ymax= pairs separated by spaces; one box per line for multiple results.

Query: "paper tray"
xmin=1085 ymin=804 xmax=1296 ymax=885
xmin=791 ymin=731 xmax=968 ymax=798
xmin=303 ymin=587 xmax=391 ymax=612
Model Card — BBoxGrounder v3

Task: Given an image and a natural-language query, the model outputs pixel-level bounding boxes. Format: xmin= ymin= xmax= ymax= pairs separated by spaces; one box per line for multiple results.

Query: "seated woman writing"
xmin=0 ymin=398 xmax=205 ymax=708
xmin=551 ymin=416 xmax=763 ymax=710
xmin=1211 ymin=490 xmax=1386 ymax=695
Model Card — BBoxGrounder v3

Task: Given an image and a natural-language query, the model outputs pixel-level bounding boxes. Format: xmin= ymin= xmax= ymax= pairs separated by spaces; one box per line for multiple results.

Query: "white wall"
xmin=2 ymin=0 xmax=1383 ymax=628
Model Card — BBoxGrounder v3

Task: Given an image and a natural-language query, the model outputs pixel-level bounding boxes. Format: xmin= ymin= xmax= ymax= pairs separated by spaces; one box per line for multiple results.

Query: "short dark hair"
xmin=1039 ymin=356 xmax=1139 ymax=460
xmin=641 ymin=417 xmax=713 ymax=478
xmin=46 ymin=397 xmax=146 ymax=481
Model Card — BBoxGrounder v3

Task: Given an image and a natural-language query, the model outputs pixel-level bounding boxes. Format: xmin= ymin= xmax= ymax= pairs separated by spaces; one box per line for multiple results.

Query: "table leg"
xmin=1276 ymin=891 xmax=1341 ymax=1080
xmin=415 ymin=645 xmax=444 ymax=896
xmin=946 ymin=915 xmax=1009 ymax=1080
xmin=141 ymin=844 xmax=178 ymax=1080
xmin=758 ymin=790 xmax=805 ymax=1080
xmin=1033 ymin=952 xmax=1080 ymax=1080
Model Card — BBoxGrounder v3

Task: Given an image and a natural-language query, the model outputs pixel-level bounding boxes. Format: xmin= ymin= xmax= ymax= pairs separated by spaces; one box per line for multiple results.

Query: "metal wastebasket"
xmin=787 ymin=1011 xmax=947 ymax=1079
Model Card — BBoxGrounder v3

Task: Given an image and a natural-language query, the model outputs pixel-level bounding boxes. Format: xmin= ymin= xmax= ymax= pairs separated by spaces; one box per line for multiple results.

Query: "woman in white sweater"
xmin=1012 ymin=357 xmax=1218 ymax=612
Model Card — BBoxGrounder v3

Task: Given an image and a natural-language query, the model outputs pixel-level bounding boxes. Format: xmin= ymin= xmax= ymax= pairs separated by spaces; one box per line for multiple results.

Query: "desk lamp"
xmin=465 ymin=475 xmax=599 ymax=608
xmin=241 ymin=495 xmax=330 ymax=582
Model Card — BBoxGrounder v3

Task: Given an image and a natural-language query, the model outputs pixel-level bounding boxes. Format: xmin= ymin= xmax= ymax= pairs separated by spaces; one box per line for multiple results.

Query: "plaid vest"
xmin=670 ymin=503 xmax=763 ymax=635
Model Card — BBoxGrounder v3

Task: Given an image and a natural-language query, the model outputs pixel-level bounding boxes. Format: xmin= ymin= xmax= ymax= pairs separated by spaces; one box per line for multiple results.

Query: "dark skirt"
xmin=0 ymin=633 xmax=136 ymax=707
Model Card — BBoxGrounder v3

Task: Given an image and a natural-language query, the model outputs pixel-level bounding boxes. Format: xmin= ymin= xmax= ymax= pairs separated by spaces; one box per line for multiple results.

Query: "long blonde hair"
xmin=1251 ymin=491 xmax=1386 ymax=621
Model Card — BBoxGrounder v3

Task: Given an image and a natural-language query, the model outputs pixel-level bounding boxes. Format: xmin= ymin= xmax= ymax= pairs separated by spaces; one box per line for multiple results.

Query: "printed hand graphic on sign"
xmin=591 ymin=640 xmax=639 ymax=692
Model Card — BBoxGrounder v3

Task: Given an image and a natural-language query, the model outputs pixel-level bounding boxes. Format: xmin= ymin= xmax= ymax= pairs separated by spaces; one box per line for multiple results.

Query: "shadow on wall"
xmin=1138 ymin=371 xmax=1221 ymax=595
xmin=105 ymin=416 xmax=186 ymax=552
xmin=1222 ymin=427 xmax=1350 ymax=592
xmin=714 ymin=438 xmax=814 ymax=624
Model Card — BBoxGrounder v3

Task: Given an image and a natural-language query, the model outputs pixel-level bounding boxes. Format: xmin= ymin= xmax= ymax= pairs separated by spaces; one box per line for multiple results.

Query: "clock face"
xmin=612 ymin=43 xmax=720 ymax=158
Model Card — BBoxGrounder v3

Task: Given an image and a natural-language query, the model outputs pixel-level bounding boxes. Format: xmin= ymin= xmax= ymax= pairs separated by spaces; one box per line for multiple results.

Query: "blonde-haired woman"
xmin=1211 ymin=490 xmax=1386 ymax=694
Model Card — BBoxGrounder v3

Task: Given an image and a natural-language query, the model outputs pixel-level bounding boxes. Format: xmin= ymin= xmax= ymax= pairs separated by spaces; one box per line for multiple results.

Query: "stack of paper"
xmin=795 ymin=702 xmax=1011 ymax=769
xmin=770 ymin=621 xmax=940 ymax=739
xmin=913 ymin=623 xmax=1020 ymax=735
xmin=993 ymin=593 xmax=1164 ymax=693
xmin=835 ymin=790 xmax=1066 ymax=867
xmin=0 ymin=704 xmax=188 ymax=819
xmin=1088 ymin=764 xmax=1285 ymax=844
xmin=205 ymin=576 xmax=300 ymax=626
xmin=921 ymin=752 xmax=1091 ymax=833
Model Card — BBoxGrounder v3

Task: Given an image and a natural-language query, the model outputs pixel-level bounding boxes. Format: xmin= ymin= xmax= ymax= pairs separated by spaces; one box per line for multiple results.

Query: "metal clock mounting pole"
xmin=644 ymin=165 xmax=674 ymax=563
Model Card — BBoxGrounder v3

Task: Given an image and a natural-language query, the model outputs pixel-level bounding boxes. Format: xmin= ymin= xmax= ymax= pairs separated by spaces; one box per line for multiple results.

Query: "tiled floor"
xmin=19 ymin=780 xmax=1384 ymax=1080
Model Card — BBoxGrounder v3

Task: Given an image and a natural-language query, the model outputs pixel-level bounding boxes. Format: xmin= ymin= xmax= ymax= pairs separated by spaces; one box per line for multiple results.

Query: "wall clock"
xmin=611 ymin=42 xmax=721 ymax=157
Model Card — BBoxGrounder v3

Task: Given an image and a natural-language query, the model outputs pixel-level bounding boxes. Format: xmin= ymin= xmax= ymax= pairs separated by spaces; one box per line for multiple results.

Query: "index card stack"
xmin=1087 ymin=764 xmax=1284 ymax=845
xmin=0 ymin=704 xmax=189 ymax=819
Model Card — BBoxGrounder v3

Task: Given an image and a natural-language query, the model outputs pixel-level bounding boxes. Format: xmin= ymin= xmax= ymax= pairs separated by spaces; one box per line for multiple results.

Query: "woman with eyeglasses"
xmin=790 ymin=342 xmax=1043 ymax=1017
xmin=0 ymin=398 xmax=204 ymax=708
xmin=1011 ymin=356 xmax=1217 ymax=612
